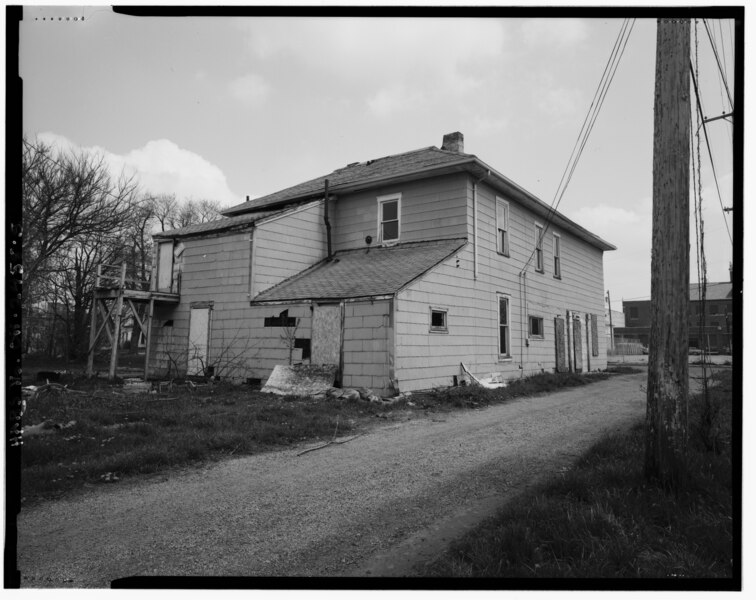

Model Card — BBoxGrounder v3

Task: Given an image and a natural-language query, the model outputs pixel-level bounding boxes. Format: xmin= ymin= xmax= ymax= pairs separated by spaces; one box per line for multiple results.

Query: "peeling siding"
xmin=332 ymin=173 xmax=469 ymax=251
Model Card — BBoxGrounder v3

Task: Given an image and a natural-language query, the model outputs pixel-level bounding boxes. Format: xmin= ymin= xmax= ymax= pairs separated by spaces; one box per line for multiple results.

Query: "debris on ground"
xmin=123 ymin=379 xmax=152 ymax=395
xmin=99 ymin=472 xmax=119 ymax=483
xmin=24 ymin=420 xmax=77 ymax=437
xmin=460 ymin=363 xmax=508 ymax=389
xmin=262 ymin=364 xmax=338 ymax=396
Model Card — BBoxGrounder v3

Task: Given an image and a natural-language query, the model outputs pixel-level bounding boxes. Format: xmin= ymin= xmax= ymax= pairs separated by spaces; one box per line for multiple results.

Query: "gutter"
xmin=472 ymin=170 xmax=490 ymax=280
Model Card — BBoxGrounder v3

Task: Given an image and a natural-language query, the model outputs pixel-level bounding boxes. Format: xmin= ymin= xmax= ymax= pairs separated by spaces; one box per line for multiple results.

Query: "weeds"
xmin=20 ymin=371 xmax=613 ymax=503
xmin=422 ymin=370 xmax=734 ymax=579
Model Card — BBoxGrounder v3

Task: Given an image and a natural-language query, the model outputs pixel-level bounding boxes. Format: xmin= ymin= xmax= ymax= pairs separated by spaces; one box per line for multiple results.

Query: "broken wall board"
xmin=261 ymin=364 xmax=338 ymax=396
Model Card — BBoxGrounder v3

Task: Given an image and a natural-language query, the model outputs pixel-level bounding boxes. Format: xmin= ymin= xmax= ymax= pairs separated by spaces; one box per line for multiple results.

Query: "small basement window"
xmin=430 ymin=308 xmax=448 ymax=333
xmin=529 ymin=316 xmax=544 ymax=339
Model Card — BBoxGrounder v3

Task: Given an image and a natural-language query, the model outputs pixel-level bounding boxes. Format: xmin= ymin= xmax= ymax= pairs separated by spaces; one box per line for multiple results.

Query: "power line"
xmin=688 ymin=63 xmax=733 ymax=245
xmin=518 ymin=18 xmax=636 ymax=274
xmin=702 ymin=19 xmax=733 ymax=110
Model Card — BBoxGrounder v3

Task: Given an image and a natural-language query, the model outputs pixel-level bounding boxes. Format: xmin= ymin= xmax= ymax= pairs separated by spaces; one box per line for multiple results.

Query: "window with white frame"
xmin=430 ymin=307 xmax=448 ymax=333
xmin=498 ymin=295 xmax=511 ymax=357
xmin=496 ymin=197 xmax=510 ymax=256
xmin=553 ymin=233 xmax=561 ymax=279
xmin=529 ymin=315 xmax=544 ymax=339
xmin=534 ymin=223 xmax=544 ymax=272
xmin=377 ymin=194 xmax=401 ymax=244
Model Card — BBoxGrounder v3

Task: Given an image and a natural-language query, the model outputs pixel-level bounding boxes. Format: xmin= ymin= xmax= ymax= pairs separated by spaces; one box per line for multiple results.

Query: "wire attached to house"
xmin=518 ymin=18 xmax=636 ymax=275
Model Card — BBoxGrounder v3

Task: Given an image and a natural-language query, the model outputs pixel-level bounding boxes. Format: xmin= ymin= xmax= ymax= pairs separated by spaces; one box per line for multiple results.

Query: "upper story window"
xmin=377 ymin=193 xmax=401 ymax=244
xmin=553 ymin=233 xmax=561 ymax=279
xmin=534 ymin=223 xmax=544 ymax=273
xmin=496 ymin=197 xmax=510 ymax=256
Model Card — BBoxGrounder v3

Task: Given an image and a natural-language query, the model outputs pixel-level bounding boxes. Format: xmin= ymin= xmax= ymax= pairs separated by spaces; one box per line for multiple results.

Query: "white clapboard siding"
xmin=393 ymin=178 xmax=609 ymax=392
xmin=332 ymin=173 xmax=469 ymax=251
xmin=252 ymin=202 xmax=327 ymax=296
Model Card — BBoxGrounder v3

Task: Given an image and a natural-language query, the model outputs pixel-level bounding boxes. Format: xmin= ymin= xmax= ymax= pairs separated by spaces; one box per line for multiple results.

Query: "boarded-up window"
xmin=554 ymin=317 xmax=566 ymax=372
xmin=157 ymin=241 xmax=174 ymax=292
xmin=591 ymin=313 xmax=599 ymax=356
xmin=572 ymin=316 xmax=582 ymax=372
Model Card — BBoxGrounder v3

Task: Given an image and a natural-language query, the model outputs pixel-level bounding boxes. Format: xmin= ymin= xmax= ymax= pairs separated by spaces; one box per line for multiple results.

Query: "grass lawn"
xmin=421 ymin=369 xmax=734 ymax=580
xmin=19 ymin=369 xmax=612 ymax=504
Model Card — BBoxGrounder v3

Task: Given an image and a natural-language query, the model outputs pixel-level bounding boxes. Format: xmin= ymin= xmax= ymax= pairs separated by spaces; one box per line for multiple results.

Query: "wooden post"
xmin=86 ymin=296 xmax=99 ymax=377
xmin=108 ymin=263 xmax=127 ymax=380
xmin=645 ymin=18 xmax=690 ymax=488
xmin=606 ymin=290 xmax=614 ymax=351
xmin=144 ymin=297 xmax=155 ymax=381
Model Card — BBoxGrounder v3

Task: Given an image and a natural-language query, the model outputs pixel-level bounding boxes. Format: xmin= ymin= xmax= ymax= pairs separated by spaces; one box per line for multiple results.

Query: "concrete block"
xmin=343 ymin=340 xmax=363 ymax=353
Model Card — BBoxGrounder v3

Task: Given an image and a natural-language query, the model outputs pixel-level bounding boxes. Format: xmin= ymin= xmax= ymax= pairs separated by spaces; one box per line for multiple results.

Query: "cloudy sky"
xmin=19 ymin=5 xmax=738 ymax=303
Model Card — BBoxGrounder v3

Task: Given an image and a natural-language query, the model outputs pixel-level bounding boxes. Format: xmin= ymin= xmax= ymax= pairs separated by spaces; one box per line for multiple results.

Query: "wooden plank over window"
xmin=591 ymin=313 xmax=600 ymax=356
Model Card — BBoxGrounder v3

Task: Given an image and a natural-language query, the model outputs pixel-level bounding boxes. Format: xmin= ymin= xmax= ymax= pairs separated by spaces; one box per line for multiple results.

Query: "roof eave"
xmin=222 ymin=158 xmax=480 ymax=216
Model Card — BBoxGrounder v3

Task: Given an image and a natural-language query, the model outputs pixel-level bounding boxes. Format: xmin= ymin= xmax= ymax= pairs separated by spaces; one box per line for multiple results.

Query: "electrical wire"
xmin=702 ymin=19 xmax=734 ymax=110
xmin=689 ymin=63 xmax=733 ymax=245
xmin=518 ymin=18 xmax=636 ymax=274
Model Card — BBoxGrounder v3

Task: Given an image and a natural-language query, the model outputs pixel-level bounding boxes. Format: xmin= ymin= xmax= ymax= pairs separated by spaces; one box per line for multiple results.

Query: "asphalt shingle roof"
xmin=153 ymin=208 xmax=289 ymax=239
xmin=223 ymin=146 xmax=475 ymax=215
xmin=252 ymin=238 xmax=467 ymax=303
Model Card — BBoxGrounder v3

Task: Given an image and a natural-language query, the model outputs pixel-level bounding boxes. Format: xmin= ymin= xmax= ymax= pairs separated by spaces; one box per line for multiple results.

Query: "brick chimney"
xmin=441 ymin=132 xmax=464 ymax=153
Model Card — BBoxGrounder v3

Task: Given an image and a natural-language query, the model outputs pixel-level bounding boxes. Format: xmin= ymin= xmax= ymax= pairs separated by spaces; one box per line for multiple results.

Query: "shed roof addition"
xmin=252 ymin=238 xmax=467 ymax=304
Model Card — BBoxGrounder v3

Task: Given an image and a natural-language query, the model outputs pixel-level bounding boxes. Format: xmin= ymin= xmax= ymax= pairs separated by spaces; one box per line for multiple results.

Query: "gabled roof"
xmin=252 ymin=238 xmax=467 ymax=304
xmin=223 ymin=137 xmax=615 ymax=252
xmin=223 ymin=146 xmax=474 ymax=215
xmin=153 ymin=202 xmax=315 ymax=239
xmin=689 ymin=282 xmax=732 ymax=301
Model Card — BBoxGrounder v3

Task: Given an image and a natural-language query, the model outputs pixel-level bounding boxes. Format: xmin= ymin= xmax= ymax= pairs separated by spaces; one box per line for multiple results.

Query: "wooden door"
xmin=188 ymin=307 xmax=211 ymax=376
xmin=311 ymin=304 xmax=342 ymax=366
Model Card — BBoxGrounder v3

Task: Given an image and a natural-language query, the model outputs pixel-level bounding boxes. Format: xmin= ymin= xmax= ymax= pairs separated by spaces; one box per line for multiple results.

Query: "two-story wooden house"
xmin=147 ymin=132 xmax=615 ymax=394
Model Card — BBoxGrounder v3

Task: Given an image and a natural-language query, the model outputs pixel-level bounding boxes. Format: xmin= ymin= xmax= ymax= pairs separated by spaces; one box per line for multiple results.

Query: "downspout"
xmin=521 ymin=273 xmax=525 ymax=372
xmin=472 ymin=171 xmax=490 ymax=280
xmin=324 ymin=179 xmax=333 ymax=259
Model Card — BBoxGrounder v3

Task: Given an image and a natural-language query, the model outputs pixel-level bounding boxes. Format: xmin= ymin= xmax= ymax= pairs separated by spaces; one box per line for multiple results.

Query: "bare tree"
xmin=22 ymin=137 xmax=138 ymax=356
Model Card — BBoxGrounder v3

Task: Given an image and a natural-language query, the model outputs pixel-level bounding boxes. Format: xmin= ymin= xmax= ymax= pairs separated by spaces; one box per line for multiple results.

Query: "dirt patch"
xmin=17 ymin=373 xmax=646 ymax=587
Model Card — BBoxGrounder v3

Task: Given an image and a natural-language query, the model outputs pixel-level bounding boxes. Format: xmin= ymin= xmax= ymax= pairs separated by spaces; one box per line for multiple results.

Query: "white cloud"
xmin=366 ymin=85 xmax=425 ymax=118
xmin=228 ymin=72 xmax=272 ymax=107
xmin=238 ymin=18 xmax=507 ymax=93
xmin=537 ymin=86 xmax=584 ymax=120
xmin=37 ymin=132 xmax=241 ymax=206
xmin=519 ymin=19 xmax=588 ymax=47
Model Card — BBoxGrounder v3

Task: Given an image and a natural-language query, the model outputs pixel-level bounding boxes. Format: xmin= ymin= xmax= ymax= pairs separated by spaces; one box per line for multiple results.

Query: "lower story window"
xmin=498 ymin=295 xmax=510 ymax=357
xmin=430 ymin=308 xmax=448 ymax=332
xmin=529 ymin=316 xmax=544 ymax=339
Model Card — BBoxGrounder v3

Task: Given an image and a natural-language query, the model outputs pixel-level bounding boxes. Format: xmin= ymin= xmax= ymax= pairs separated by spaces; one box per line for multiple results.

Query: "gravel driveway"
xmin=17 ymin=372 xmax=646 ymax=587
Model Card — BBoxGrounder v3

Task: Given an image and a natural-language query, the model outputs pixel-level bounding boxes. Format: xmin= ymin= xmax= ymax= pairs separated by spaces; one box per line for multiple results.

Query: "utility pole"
xmin=606 ymin=290 xmax=614 ymax=351
xmin=645 ymin=18 xmax=691 ymax=488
